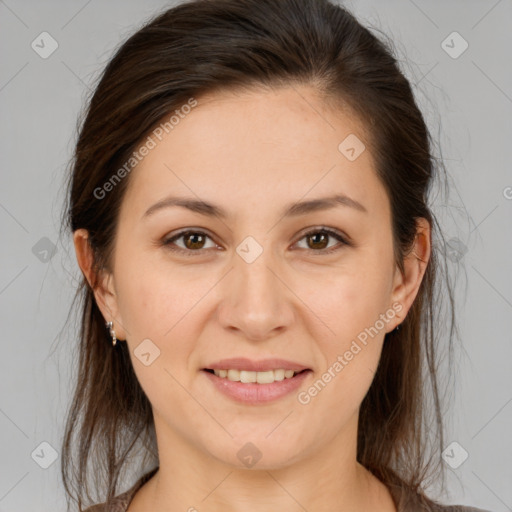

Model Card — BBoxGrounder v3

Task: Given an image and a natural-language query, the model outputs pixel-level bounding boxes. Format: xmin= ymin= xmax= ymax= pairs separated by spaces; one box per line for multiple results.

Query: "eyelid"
xmin=292 ymin=226 xmax=351 ymax=254
xmin=294 ymin=225 xmax=351 ymax=245
xmin=162 ymin=228 xmax=220 ymax=254
xmin=162 ymin=226 xmax=351 ymax=256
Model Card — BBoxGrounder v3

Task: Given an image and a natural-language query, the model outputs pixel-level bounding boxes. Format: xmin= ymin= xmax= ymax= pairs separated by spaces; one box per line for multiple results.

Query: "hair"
xmin=60 ymin=0 xmax=458 ymax=510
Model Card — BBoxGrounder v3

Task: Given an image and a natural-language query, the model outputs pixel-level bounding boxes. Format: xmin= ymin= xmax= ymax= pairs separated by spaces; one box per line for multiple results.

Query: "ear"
xmin=73 ymin=228 xmax=127 ymax=340
xmin=388 ymin=217 xmax=431 ymax=331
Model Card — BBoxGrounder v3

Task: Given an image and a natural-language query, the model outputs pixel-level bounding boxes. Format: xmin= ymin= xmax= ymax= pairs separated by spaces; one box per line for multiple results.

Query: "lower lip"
xmin=202 ymin=370 xmax=312 ymax=405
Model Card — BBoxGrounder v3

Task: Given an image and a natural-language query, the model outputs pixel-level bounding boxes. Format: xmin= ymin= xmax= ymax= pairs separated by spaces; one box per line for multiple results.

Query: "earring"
xmin=106 ymin=321 xmax=117 ymax=346
xmin=395 ymin=323 xmax=401 ymax=332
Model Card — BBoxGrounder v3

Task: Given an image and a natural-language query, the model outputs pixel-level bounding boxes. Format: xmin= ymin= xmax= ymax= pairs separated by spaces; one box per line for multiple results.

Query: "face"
xmin=78 ymin=85 xmax=427 ymax=471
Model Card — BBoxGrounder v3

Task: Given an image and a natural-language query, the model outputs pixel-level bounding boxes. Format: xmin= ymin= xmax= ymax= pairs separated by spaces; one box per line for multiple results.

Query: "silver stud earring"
xmin=106 ymin=321 xmax=117 ymax=346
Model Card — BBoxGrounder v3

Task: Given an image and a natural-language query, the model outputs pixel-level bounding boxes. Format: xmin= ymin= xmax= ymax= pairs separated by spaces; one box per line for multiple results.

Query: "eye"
xmin=163 ymin=229 xmax=218 ymax=255
xmin=293 ymin=227 xmax=350 ymax=255
xmin=162 ymin=226 xmax=350 ymax=256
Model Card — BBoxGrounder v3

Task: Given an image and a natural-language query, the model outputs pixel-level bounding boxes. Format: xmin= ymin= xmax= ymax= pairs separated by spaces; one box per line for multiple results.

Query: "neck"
xmin=132 ymin=412 xmax=396 ymax=512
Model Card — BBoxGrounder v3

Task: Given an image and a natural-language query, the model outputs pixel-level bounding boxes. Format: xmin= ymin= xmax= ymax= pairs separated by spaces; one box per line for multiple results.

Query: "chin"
xmin=203 ymin=433 xmax=308 ymax=471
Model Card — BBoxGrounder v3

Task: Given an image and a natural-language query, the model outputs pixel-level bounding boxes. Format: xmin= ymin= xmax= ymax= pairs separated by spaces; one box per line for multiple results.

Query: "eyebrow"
xmin=142 ymin=193 xmax=368 ymax=220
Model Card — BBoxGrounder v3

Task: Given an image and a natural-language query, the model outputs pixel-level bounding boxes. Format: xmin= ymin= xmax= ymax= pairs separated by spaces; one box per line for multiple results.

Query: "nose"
xmin=216 ymin=241 xmax=295 ymax=341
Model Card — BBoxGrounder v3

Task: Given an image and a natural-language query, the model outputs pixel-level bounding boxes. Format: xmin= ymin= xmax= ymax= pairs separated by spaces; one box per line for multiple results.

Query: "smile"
xmin=201 ymin=368 xmax=312 ymax=404
xmin=206 ymin=368 xmax=304 ymax=383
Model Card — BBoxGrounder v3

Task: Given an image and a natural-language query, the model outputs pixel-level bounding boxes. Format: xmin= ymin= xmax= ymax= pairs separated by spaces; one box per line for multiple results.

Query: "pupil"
xmin=309 ymin=232 xmax=328 ymax=249
xmin=186 ymin=233 xmax=204 ymax=249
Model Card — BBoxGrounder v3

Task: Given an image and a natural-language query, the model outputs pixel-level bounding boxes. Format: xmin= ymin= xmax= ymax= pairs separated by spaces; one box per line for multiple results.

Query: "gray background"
xmin=0 ymin=0 xmax=511 ymax=511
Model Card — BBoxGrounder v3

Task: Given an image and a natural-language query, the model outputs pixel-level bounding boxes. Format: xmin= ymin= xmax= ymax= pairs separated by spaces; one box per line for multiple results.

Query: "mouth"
xmin=202 ymin=368 xmax=310 ymax=384
xmin=201 ymin=365 xmax=312 ymax=404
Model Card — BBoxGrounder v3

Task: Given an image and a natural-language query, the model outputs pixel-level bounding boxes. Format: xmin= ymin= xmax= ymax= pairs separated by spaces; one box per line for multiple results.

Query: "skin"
xmin=74 ymin=84 xmax=430 ymax=512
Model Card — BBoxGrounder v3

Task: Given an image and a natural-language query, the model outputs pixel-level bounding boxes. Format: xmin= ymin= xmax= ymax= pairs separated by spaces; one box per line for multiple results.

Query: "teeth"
xmin=212 ymin=368 xmax=300 ymax=383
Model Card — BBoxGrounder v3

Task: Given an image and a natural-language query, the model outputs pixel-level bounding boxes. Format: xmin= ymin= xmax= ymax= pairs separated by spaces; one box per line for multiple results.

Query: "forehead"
xmin=121 ymin=85 xmax=386 ymax=221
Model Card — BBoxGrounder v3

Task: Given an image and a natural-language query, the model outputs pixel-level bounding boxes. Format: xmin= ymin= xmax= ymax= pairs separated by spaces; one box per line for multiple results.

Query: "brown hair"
xmin=60 ymin=0 xmax=457 ymax=509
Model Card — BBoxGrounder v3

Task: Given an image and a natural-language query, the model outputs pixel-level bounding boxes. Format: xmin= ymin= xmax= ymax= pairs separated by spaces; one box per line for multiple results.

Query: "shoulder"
xmin=428 ymin=504 xmax=491 ymax=512
xmin=81 ymin=491 xmax=132 ymax=512
xmin=388 ymin=481 xmax=492 ymax=512
xmin=82 ymin=466 xmax=159 ymax=512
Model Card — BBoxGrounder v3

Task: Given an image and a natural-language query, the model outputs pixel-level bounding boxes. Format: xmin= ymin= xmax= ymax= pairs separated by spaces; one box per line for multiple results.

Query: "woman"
xmin=60 ymin=0 xmax=490 ymax=510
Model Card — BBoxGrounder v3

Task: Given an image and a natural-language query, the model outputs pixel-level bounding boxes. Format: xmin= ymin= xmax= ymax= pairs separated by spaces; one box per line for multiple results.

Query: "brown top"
xmin=83 ymin=466 xmax=491 ymax=512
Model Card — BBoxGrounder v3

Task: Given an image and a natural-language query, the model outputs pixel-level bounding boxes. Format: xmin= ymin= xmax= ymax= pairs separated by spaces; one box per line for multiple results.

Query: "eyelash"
xmin=162 ymin=227 xmax=351 ymax=257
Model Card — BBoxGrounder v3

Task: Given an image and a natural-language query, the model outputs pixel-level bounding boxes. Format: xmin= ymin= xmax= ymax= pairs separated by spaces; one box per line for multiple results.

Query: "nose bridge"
xmin=218 ymin=233 xmax=293 ymax=338
xmin=235 ymin=234 xmax=280 ymax=307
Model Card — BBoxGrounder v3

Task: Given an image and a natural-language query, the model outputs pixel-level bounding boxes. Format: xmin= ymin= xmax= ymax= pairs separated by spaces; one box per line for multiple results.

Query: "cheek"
xmin=309 ymin=258 xmax=394 ymax=344
xmin=303 ymin=246 xmax=394 ymax=397
xmin=114 ymin=265 xmax=204 ymax=401
xmin=114 ymin=260 xmax=218 ymax=381
xmin=302 ymin=276 xmax=389 ymax=428
xmin=114 ymin=249 xmax=198 ymax=337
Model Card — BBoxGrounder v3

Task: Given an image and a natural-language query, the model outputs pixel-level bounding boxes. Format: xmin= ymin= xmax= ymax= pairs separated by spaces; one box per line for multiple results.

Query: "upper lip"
xmin=203 ymin=357 xmax=310 ymax=372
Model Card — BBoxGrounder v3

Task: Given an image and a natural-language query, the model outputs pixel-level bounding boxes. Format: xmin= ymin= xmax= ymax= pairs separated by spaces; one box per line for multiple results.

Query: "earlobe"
xmin=389 ymin=218 xmax=431 ymax=330
xmin=72 ymin=229 xmax=127 ymax=340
